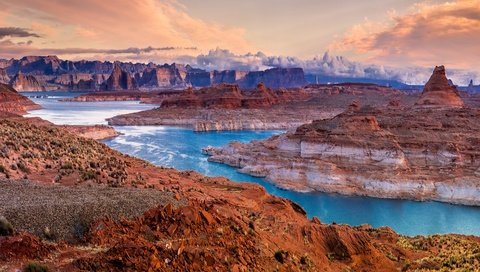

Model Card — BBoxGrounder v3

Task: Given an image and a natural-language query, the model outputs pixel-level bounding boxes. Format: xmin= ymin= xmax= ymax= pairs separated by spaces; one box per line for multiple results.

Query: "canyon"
xmin=204 ymin=66 xmax=480 ymax=206
xmin=0 ymin=66 xmax=479 ymax=271
xmin=0 ymin=104 xmax=479 ymax=271
xmin=0 ymin=56 xmax=307 ymax=91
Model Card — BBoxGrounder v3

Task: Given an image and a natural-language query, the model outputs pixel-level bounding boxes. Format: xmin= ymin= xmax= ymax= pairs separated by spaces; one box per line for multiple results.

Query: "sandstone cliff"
xmin=9 ymin=72 xmax=44 ymax=91
xmin=205 ymin=66 xmax=480 ymax=205
xmin=104 ymin=63 xmax=137 ymax=91
xmin=137 ymin=65 xmax=189 ymax=89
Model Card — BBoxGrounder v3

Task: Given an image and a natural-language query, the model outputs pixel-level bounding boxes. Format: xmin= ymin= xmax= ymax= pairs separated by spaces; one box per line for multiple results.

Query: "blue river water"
xmin=24 ymin=92 xmax=480 ymax=236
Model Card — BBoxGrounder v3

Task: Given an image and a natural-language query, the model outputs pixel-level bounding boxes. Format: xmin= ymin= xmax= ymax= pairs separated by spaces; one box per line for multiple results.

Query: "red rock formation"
xmin=0 ymin=117 xmax=478 ymax=271
xmin=104 ymin=63 xmax=137 ymax=91
xmin=206 ymin=100 xmax=480 ymax=205
xmin=162 ymin=84 xmax=243 ymax=109
xmin=161 ymin=83 xmax=310 ymax=110
xmin=241 ymin=83 xmax=279 ymax=108
xmin=0 ymin=83 xmax=41 ymax=114
xmin=9 ymin=72 xmax=44 ymax=91
xmin=415 ymin=65 xmax=464 ymax=108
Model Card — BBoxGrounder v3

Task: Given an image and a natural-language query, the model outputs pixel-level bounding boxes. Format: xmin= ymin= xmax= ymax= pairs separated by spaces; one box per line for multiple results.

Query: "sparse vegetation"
xmin=397 ymin=235 xmax=480 ymax=271
xmin=0 ymin=120 xmax=141 ymax=185
xmin=24 ymin=262 xmax=48 ymax=272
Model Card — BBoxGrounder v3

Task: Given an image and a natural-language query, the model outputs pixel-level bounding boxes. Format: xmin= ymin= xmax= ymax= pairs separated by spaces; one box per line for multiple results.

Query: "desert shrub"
xmin=60 ymin=162 xmax=73 ymax=170
xmin=274 ymin=250 xmax=288 ymax=264
xmin=0 ymin=216 xmax=14 ymax=236
xmin=81 ymin=171 xmax=97 ymax=181
xmin=0 ymin=164 xmax=8 ymax=174
xmin=24 ymin=262 xmax=48 ymax=272
xmin=17 ymin=162 xmax=30 ymax=174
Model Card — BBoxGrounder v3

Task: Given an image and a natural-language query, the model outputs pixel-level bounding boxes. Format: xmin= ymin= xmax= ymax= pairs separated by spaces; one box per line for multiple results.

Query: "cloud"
xmin=329 ymin=0 xmax=480 ymax=70
xmin=0 ymin=27 xmax=40 ymax=39
xmin=181 ymin=49 xmax=479 ymax=86
xmin=2 ymin=0 xmax=252 ymax=54
xmin=0 ymin=40 xmax=197 ymax=59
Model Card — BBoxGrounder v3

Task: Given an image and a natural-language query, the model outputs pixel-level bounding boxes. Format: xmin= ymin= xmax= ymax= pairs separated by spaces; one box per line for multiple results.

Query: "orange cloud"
xmin=330 ymin=0 xmax=480 ymax=70
xmin=1 ymin=0 xmax=253 ymax=58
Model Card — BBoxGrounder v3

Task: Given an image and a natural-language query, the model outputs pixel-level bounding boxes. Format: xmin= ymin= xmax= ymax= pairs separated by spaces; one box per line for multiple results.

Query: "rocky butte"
xmin=204 ymin=66 xmax=480 ymax=206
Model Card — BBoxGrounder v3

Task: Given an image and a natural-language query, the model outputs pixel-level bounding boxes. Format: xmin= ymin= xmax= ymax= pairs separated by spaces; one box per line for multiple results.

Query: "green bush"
xmin=24 ymin=262 xmax=48 ymax=272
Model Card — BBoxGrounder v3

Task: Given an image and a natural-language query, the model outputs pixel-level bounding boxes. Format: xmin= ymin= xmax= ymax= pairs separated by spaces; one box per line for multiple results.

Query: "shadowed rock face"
xmin=104 ymin=64 xmax=137 ymax=91
xmin=9 ymin=72 xmax=44 ymax=91
xmin=415 ymin=65 xmax=464 ymax=108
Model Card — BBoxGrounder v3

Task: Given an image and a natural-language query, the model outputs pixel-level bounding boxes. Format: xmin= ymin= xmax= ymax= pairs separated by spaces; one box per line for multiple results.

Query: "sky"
xmin=0 ymin=0 xmax=479 ymax=84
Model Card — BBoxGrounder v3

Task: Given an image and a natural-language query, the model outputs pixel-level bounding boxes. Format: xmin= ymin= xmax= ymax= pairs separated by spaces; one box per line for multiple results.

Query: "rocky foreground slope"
xmin=204 ymin=66 xmax=480 ymax=206
xmin=0 ymin=117 xmax=479 ymax=271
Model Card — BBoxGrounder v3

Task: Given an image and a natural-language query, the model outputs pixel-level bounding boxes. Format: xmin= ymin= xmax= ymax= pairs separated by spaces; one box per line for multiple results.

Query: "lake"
xmin=24 ymin=91 xmax=480 ymax=236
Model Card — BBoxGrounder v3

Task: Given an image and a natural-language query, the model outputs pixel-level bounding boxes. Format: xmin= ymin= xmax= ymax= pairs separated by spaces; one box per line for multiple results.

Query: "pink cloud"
xmin=1 ymin=0 xmax=253 ymax=56
xmin=330 ymin=0 xmax=480 ymax=70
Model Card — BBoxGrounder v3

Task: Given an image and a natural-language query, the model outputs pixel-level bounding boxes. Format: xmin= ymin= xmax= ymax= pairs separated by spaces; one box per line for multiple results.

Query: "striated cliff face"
xmin=9 ymin=72 xmax=44 ymax=91
xmin=104 ymin=64 xmax=137 ymax=91
xmin=137 ymin=65 xmax=189 ymax=89
xmin=205 ymin=66 xmax=480 ymax=206
xmin=415 ymin=65 xmax=464 ymax=108
xmin=0 ymin=83 xmax=41 ymax=113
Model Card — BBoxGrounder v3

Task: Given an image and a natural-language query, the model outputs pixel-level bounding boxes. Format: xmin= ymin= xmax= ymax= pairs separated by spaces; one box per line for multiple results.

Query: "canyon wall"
xmin=0 ymin=56 xmax=308 ymax=91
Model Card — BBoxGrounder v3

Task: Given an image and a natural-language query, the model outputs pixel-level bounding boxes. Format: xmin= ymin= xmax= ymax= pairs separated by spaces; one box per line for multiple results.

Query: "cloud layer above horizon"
xmin=0 ymin=0 xmax=479 ymax=85
xmin=330 ymin=0 xmax=480 ymax=70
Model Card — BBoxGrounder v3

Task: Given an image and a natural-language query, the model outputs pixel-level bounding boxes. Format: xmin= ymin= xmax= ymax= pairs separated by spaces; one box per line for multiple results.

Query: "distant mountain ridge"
xmin=0 ymin=56 xmax=307 ymax=91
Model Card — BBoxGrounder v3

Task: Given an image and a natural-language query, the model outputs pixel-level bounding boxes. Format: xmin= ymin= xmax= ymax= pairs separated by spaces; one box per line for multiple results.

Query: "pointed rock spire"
xmin=415 ymin=65 xmax=464 ymax=108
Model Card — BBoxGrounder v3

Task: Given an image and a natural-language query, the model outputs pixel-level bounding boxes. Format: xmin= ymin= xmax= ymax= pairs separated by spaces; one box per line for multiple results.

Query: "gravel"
xmin=0 ymin=179 xmax=183 ymax=242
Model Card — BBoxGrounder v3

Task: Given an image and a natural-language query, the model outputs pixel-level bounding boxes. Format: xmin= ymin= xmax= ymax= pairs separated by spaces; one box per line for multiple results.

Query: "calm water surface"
xmin=24 ymin=92 xmax=480 ymax=236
